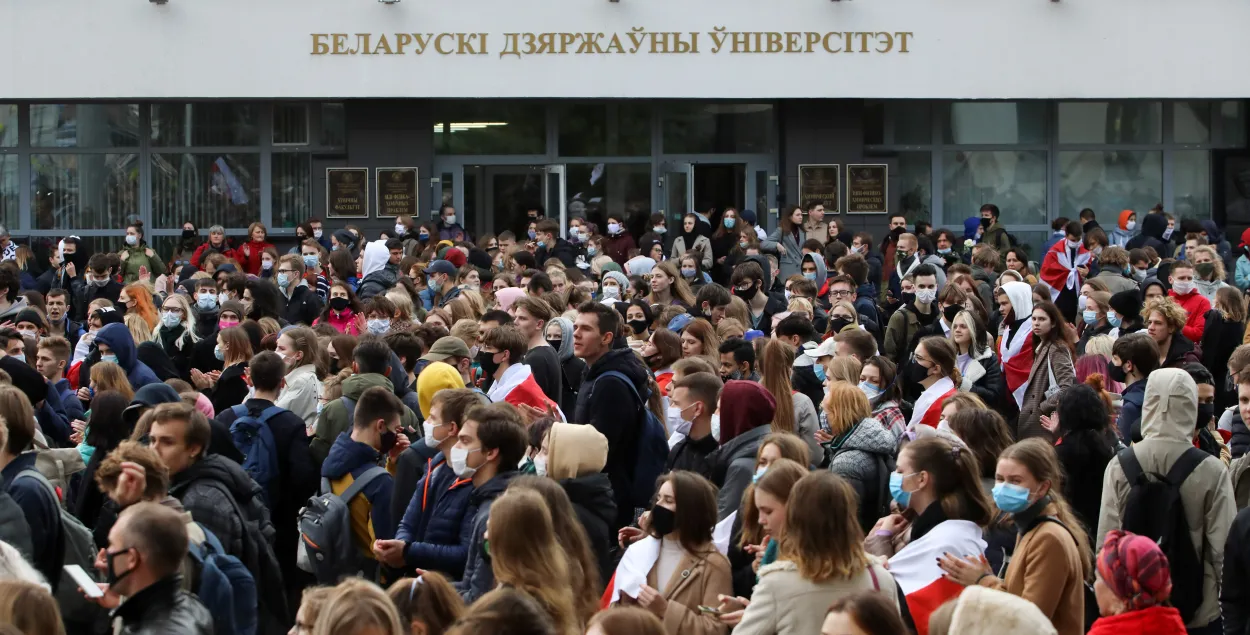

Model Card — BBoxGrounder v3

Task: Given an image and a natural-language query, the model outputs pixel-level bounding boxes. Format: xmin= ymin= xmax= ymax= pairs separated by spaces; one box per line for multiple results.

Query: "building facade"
xmin=2 ymin=0 xmax=1248 ymax=256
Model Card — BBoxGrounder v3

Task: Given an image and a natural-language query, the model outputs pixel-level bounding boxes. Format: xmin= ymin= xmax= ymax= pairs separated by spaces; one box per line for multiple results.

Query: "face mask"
xmin=828 ymin=317 xmax=852 ymax=334
xmin=418 ymin=232 xmax=429 ymax=241
xmin=668 ymin=404 xmax=694 ymax=437
xmin=649 ymin=504 xmax=676 ymax=537
xmin=587 ymin=246 xmax=599 ymax=257
xmin=1066 ymin=239 xmax=1081 ymax=250
xmin=302 ymin=255 xmax=319 ymax=270
xmin=160 ymin=311 xmax=180 ymax=329
xmin=627 ymin=319 xmax=648 ymax=335
xmin=723 ymin=217 xmax=736 ymax=229
xmin=991 ymin=482 xmax=1034 ymax=514
xmin=578 ymin=230 xmax=589 ymax=243
xmin=313 ymin=229 xmax=324 ymax=239
xmin=1077 ymin=295 xmax=1088 ymax=311
xmin=1163 ymin=227 xmax=1175 ymax=241
xmin=545 ymin=338 xmax=562 ymax=351
xmin=803 ymin=272 xmax=817 ymax=281
xmin=943 ymin=305 xmax=961 ymax=323
xmin=1196 ymin=262 xmax=1216 ymax=279
xmin=681 ymin=268 xmax=696 ymax=279
xmin=197 ymin=295 xmax=217 ymax=311
xmin=444 ymin=216 xmax=456 ymax=226
xmin=979 ymin=217 xmax=992 ymax=229
xmin=1108 ymin=363 xmax=1128 ymax=383
xmin=1092 ymin=246 xmax=1103 ymax=258
xmin=218 ymin=319 xmax=239 ymax=330
xmin=1132 ymin=269 xmax=1147 ymax=282
xmin=600 ymin=284 xmax=618 ymax=299
xmin=901 ymin=291 xmax=916 ymax=306
xmin=330 ymin=297 xmax=350 ymax=312
xmin=261 ymin=260 xmax=274 ymax=270
xmin=1197 ymin=403 xmax=1215 ymax=431
xmin=859 ymin=381 xmax=882 ymax=400
xmin=214 ymin=346 xmax=225 ymax=361
xmin=125 ymin=235 xmax=138 ymax=246
xmin=813 ymin=364 xmax=826 ymax=382
xmin=607 ymin=223 xmax=621 ymax=235
xmin=784 ymin=289 xmax=793 ymax=303
xmin=654 ymin=226 xmax=667 ymax=234
xmin=752 ymin=466 xmax=768 ymax=484
xmin=896 ymin=249 xmax=911 ymax=262
xmin=1106 ymin=312 xmax=1122 ymax=328
xmin=450 ymin=446 xmax=479 ymax=478
xmin=1082 ymin=310 xmax=1099 ymax=325
xmin=379 ymin=429 xmax=398 ymax=455
xmin=889 ymin=472 xmax=916 ymax=508
xmin=393 ymin=223 xmax=406 ymax=236
xmin=477 ymin=350 xmax=502 ymax=378
xmin=367 ymin=318 xmax=391 ymax=335
xmin=1126 ymin=221 xmax=1136 ymax=231
xmin=732 ymin=284 xmax=756 ymax=300
xmin=915 ymin=288 xmax=937 ymax=305
xmin=937 ymin=247 xmax=952 ymax=255
xmin=91 ymin=275 xmax=110 ymax=288
xmin=277 ymin=273 xmax=292 ymax=289
xmin=739 ymin=241 xmax=749 ymax=250
xmin=1172 ymin=280 xmax=1195 ymax=295
xmin=534 ymin=457 xmax=548 ymax=477
xmin=105 ymin=548 xmax=137 ymax=586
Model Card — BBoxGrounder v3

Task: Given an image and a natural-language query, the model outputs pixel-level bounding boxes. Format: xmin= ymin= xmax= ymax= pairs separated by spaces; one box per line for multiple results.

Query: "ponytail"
xmin=904 ymin=437 xmax=992 ymax=527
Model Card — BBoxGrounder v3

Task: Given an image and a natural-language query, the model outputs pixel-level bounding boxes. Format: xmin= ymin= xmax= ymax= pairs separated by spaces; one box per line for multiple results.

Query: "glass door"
xmin=545 ymin=164 xmax=568 ymax=237
xmin=660 ymin=161 xmax=693 ymax=231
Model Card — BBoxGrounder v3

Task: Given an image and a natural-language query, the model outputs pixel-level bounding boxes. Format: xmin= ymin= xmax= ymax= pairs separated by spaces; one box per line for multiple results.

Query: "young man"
xmin=321 ymin=385 xmax=407 ymax=580
xmin=885 ymin=264 xmax=940 ymax=365
xmin=695 ymin=283 xmax=731 ymax=326
xmin=36 ymin=336 xmax=83 ymax=423
xmin=478 ymin=309 xmax=512 ymax=336
xmin=481 ymin=324 xmax=563 ymax=418
xmin=572 ymin=301 xmax=651 ymax=530
xmin=1098 ymin=368 xmax=1235 ymax=634
xmin=423 ymin=260 xmax=462 ymax=310
xmin=190 ymin=279 xmax=220 ymax=339
xmin=1039 ymin=220 xmax=1089 ymax=324
xmin=827 ymin=274 xmax=881 ymax=341
xmin=300 ymin=239 xmax=331 ymax=300
xmin=277 ymin=254 xmax=322 ymax=326
xmin=533 ymin=219 xmax=577 ymax=269
xmin=1168 ymin=260 xmax=1211 ymax=342
xmin=803 ymin=202 xmax=829 ymax=245
xmin=980 ymin=203 xmax=1013 ymax=254
xmin=375 ymin=388 xmax=483 ymax=578
xmin=1112 ymin=332 xmax=1161 ymax=442
xmin=718 ymin=338 xmax=758 ymax=383
xmin=509 ymin=296 xmax=561 ymax=405
xmin=44 ymin=288 xmax=83 ymax=349
xmin=453 ymin=402 xmax=528 ymax=602
xmin=664 ymin=372 xmax=723 ymax=480
xmin=835 ymin=329 xmax=878 ymax=363
xmin=0 ymin=391 xmax=60 ymax=586
xmin=312 ymin=335 xmax=420 ymax=466
xmin=730 ymin=261 xmax=786 ymax=336
xmin=1184 ymin=363 xmax=1228 ymax=462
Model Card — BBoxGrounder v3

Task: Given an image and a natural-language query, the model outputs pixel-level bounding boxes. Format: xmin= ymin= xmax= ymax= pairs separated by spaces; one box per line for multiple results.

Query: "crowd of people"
xmin=0 ymin=202 xmax=1245 ymax=635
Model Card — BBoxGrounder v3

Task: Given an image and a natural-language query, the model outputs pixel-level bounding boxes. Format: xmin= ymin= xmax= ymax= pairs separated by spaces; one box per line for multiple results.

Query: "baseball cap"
xmin=423 ymin=260 xmax=458 ymax=277
xmin=740 ymin=209 xmax=757 ymax=225
xmin=421 ymin=336 xmax=471 ymax=362
xmin=809 ymin=338 xmax=839 ymax=360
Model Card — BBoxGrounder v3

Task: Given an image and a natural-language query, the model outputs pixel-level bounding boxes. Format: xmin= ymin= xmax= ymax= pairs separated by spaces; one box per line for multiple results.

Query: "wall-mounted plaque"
xmin=798 ymin=164 xmax=840 ymax=214
xmin=376 ymin=167 xmax=418 ymax=218
xmin=326 ymin=167 xmax=369 ymax=218
xmin=846 ymin=164 xmax=889 ymax=214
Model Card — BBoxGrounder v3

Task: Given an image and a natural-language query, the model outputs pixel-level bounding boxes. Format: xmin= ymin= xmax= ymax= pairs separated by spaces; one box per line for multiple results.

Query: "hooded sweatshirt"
xmin=549 ymin=422 xmax=618 ymax=587
xmin=547 ymin=317 xmax=587 ymax=417
xmin=1109 ymin=210 xmax=1138 ymax=248
xmin=948 ymin=586 xmax=1058 ymax=635
xmin=1097 ymin=369 xmax=1236 ymax=628
xmin=310 ymin=373 xmax=419 ymax=466
xmin=1167 ymin=286 xmax=1210 ymax=343
xmin=1126 ymin=213 xmax=1168 ymax=252
xmin=94 ymin=322 xmax=160 ymax=390
xmin=708 ymin=381 xmax=777 ymax=520
xmin=321 ymin=432 xmax=396 ymax=561
xmin=356 ymin=241 xmax=397 ymax=302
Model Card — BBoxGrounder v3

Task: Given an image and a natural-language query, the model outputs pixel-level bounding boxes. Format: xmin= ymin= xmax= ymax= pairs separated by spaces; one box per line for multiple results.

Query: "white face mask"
xmin=711 ymin=413 xmax=721 ymax=443
xmin=667 ymin=405 xmax=693 ymax=437
xmin=422 ymin=421 xmax=442 ymax=448
xmin=602 ymin=285 xmax=620 ymax=299
xmin=1126 ymin=221 xmax=1136 ymax=231
xmin=313 ymin=229 xmax=323 ymax=239
xmin=450 ymin=446 xmax=479 ymax=478
xmin=534 ymin=457 xmax=548 ymax=477
xmin=1172 ymin=280 xmax=1195 ymax=295
xmin=915 ymin=288 xmax=937 ymax=305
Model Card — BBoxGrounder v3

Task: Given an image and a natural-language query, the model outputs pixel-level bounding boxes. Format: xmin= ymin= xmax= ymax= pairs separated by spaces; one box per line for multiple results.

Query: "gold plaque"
xmin=798 ymin=165 xmax=840 ymax=214
xmin=326 ymin=168 xmax=369 ymax=218
xmin=846 ymin=164 xmax=888 ymax=215
xmin=376 ymin=167 xmax=419 ymax=218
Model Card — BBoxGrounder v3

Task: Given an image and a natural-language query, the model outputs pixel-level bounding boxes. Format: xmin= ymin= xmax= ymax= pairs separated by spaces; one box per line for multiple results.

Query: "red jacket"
xmin=190 ymin=241 xmax=236 ymax=269
xmin=602 ymin=233 xmax=636 ymax=266
xmin=235 ymin=240 xmax=274 ymax=276
xmin=315 ymin=309 xmax=360 ymax=335
xmin=1087 ymin=606 xmax=1186 ymax=635
xmin=1168 ymin=288 xmax=1211 ymax=343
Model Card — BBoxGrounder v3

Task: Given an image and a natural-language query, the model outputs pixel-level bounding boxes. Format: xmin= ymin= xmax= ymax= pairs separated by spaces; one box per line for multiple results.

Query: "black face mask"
xmin=890 ymin=226 xmax=906 ymax=237
xmin=1108 ymin=363 xmax=1128 ymax=384
xmin=182 ymin=229 xmax=196 ymax=240
xmin=379 ymin=429 xmax=398 ymax=455
xmin=980 ymin=217 xmax=993 ymax=229
xmin=106 ymin=548 xmax=137 ymax=585
xmin=943 ymin=305 xmax=962 ymax=323
xmin=545 ymin=338 xmax=562 ymax=351
xmin=828 ymin=317 xmax=852 ymax=334
xmin=477 ymin=350 xmax=502 ymax=378
xmin=732 ymin=284 xmax=756 ymax=300
xmin=1197 ymin=403 xmax=1215 ymax=431
xmin=650 ymin=504 xmax=677 ymax=537
xmin=329 ymin=297 xmax=350 ymax=312
xmin=628 ymin=319 xmax=649 ymax=335
xmin=329 ymin=359 xmax=341 ymax=374
xmin=900 ymin=292 xmax=916 ymax=306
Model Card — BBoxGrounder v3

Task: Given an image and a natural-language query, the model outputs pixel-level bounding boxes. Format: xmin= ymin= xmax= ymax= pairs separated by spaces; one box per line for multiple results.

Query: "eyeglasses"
xmin=829 ymin=290 xmax=853 ymax=298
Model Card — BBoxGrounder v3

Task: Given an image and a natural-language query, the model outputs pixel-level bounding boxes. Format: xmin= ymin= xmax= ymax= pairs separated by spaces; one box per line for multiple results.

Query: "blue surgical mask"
xmin=937 ymin=247 xmax=952 ymax=254
xmin=752 ymin=466 xmax=768 ymax=484
xmin=213 ymin=346 xmax=224 ymax=361
xmin=859 ymin=381 xmax=882 ymax=400
xmin=303 ymin=255 xmax=319 ymax=269
xmin=991 ymin=482 xmax=1034 ymax=513
xmin=527 ymin=230 xmax=537 ymax=240
xmin=8 ymin=353 xmax=24 ymax=364
xmin=367 ymin=318 xmax=391 ymax=335
xmin=813 ymin=364 xmax=826 ymax=382
xmin=197 ymin=294 xmax=217 ymax=311
xmin=1082 ymin=310 xmax=1099 ymax=325
xmin=803 ymin=272 xmax=817 ymax=281
xmin=587 ymin=247 xmax=598 ymax=257
xmin=536 ymin=240 xmax=546 ymax=248
xmin=1107 ymin=312 xmax=1123 ymax=328
xmin=681 ymin=268 xmax=696 ymax=279
xmin=276 ymin=273 xmax=291 ymax=289
xmin=723 ymin=217 xmax=736 ymax=229
xmin=160 ymin=311 xmax=180 ymax=328
xmin=889 ymin=472 xmax=916 ymax=508
xmin=101 ymin=353 xmax=119 ymax=365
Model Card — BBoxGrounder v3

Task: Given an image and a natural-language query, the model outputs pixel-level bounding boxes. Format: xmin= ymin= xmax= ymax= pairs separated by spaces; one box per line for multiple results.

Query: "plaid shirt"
xmin=873 ymin=401 xmax=907 ymax=441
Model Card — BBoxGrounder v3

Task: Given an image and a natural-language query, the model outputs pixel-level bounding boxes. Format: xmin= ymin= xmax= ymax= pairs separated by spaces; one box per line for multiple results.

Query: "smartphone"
xmin=64 ymin=564 xmax=103 ymax=598
xmin=697 ymin=605 xmax=722 ymax=616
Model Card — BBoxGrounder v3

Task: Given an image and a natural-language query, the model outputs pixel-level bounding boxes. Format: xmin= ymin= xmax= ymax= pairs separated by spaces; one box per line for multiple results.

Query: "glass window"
xmin=321 ymin=103 xmax=346 ymax=147
xmin=1057 ymin=101 xmax=1162 ymax=144
xmin=942 ymin=150 xmax=1047 ymax=226
xmin=150 ymin=153 xmax=260 ymax=229
xmin=272 ymin=153 xmax=311 ymax=229
xmin=1173 ymin=101 xmax=1211 ymax=144
xmin=944 ymin=102 xmax=1046 ymax=145
xmin=30 ymin=104 xmax=140 ymax=148
xmin=564 ymin=163 xmax=652 ymax=234
xmin=1173 ymin=151 xmax=1211 ymax=219
xmin=0 ymin=156 xmax=16 ymax=228
xmin=151 ymin=103 xmax=261 ymax=147
xmin=0 ymin=106 xmax=15 ymax=148
xmin=896 ymin=152 xmax=932 ymax=224
xmin=1217 ymin=101 xmax=1246 ymax=148
xmin=273 ymin=104 xmax=309 ymax=145
xmin=1058 ymin=151 xmax=1162 ymax=219
xmin=31 ymin=154 xmax=140 ymax=230
xmin=662 ymin=104 xmax=773 ymax=154
xmin=556 ymin=103 xmax=650 ymax=157
xmin=864 ymin=101 xmax=932 ymax=146
xmin=433 ymin=101 xmax=546 ymax=155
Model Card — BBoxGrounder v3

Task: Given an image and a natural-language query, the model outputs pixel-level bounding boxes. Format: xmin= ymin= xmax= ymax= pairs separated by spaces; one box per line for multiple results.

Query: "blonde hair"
xmin=1084 ymin=334 xmax=1114 ymax=359
xmin=998 ymin=439 xmax=1094 ymax=580
xmin=725 ymin=296 xmax=751 ymax=329
xmin=257 ymin=317 xmax=281 ymax=337
xmin=311 ymin=578 xmax=404 ymax=635
xmin=716 ymin=317 xmax=746 ymax=342
xmin=125 ymin=313 xmax=154 ymax=344
xmin=450 ymin=319 xmax=481 ymax=350
xmin=786 ymin=297 xmax=813 ymax=319
xmin=0 ymin=580 xmax=65 ymax=635
xmin=822 ymin=382 xmax=872 ymax=435
xmin=826 ymin=356 xmax=863 ymax=385
xmin=91 ymin=361 xmax=135 ymax=402
xmin=779 ymin=472 xmax=871 ymax=583
xmin=1191 ymin=245 xmax=1227 ymax=281
xmin=1142 ymin=297 xmax=1188 ymax=335
xmin=384 ymin=289 xmax=415 ymax=322
xmin=760 ymin=339 xmax=797 ymax=434
xmin=0 ymin=540 xmax=46 ymax=589
xmin=488 ymin=488 xmax=579 ymax=634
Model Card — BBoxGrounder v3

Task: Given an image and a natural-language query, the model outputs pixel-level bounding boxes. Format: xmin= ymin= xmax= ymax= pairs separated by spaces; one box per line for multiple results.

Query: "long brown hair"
xmin=386 ymin=572 xmax=464 ymax=635
xmin=509 ymin=477 xmax=601 ymax=625
xmin=760 ymin=338 xmax=797 ymax=434
xmin=653 ymin=471 xmax=718 ymax=555
xmin=903 ymin=437 xmax=993 ymax=526
xmin=217 ymin=326 xmax=254 ymax=367
xmin=90 ymin=361 xmax=135 ymax=402
xmin=279 ymin=326 xmax=329 ymax=379
xmin=738 ymin=458 xmax=807 ymax=550
xmin=946 ymin=409 xmax=1013 ymax=481
xmin=917 ymin=336 xmax=962 ymax=387
xmin=648 ymin=261 xmax=696 ymax=307
xmin=779 ymin=472 xmax=871 ymax=583
xmin=0 ymin=580 xmax=65 ymax=635
xmin=682 ymin=318 xmax=720 ymax=368
xmin=488 ymin=489 xmax=579 ymax=635
xmin=740 ymin=435 xmax=813 ymax=546
xmin=1032 ymin=300 xmax=1077 ymax=355
xmin=998 ymin=439 xmax=1094 ymax=580
xmin=587 ymin=607 xmax=665 ymax=635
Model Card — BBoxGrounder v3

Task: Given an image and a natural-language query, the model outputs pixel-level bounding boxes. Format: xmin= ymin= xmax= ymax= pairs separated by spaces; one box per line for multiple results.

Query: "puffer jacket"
xmin=119 ymin=242 xmax=167 ymax=285
xmin=827 ymin=419 xmax=895 ymax=517
xmin=960 ymin=347 xmax=1004 ymax=410
xmin=1097 ymin=368 xmax=1237 ymax=629
xmin=396 ymin=454 xmax=475 ymax=577
xmin=112 ymin=575 xmax=213 ymax=635
xmin=1236 ymin=254 xmax=1250 ymax=292
xmin=709 ymin=425 xmax=770 ymax=521
xmin=168 ymin=454 xmax=273 ymax=566
xmin=310 ymin=373 xmax=419 ymax=466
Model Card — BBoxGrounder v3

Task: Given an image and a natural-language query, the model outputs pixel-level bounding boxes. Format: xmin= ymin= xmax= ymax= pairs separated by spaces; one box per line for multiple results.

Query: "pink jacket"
xmin=315 ymin=309 xmax=360 ymax=335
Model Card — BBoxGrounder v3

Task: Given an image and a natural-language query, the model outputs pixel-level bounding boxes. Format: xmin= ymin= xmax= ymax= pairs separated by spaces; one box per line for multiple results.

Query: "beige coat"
xmin=617 ymin=547 xmax=732 ymax=635
xmin=732 ymin=559 xmax=897 ymax=635
xmin=1017 ymin=340 xmax=1075 ymax=440
xmin=980 ymin=503 xmax=1084 ymax=635
xmin=1097 ymin=368 xmax=1237 ymax=628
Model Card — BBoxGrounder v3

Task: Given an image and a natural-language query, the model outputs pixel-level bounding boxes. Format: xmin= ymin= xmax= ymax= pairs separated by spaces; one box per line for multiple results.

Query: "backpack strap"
xmin=1166 ymin=447 xmax=1210 ymax=486
xmin=595 ymin=370 xmax=643 ymax=404
xmin=1116 ymin=447 xmax=1145 ymax=485
xmin=230 ymin=404 xmax=285 ymax=425
xmin=337 ymin=466 xmax=389 ymax=504
xmin=13 ymin=469 xmax=58 ymax=504
xmin=340 ymin=396 xmax=357 ymax=424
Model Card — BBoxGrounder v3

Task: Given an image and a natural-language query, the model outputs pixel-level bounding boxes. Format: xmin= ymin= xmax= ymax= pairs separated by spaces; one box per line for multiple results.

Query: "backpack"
xmin=864 ymin=453 xmax=895 ymax=534
xmin=297 ymin=466 xmax=389 ymax=584
xmin=229 ymin=405 xmax=283 ymax=505
xmin=590 ymin=370 xmax=668 ymax=509
xmin=13 ymin=469 xmax=103 ymax=625
xmin=31 ymin=437 xmax=85 ymax=507
xmin=1116 ymin=446 xmax=1207 ymax=624
xmin=189 ymin=523 xmax=258 ymax=635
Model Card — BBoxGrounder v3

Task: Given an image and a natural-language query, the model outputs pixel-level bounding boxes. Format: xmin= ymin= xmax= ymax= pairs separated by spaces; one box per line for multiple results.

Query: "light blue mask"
xmin=276 ymin=273 xmax=291 ymax=289
xmin=303 ymin=254 xmax=319 ymax=269
xmin=101 ymin=353 xmax=119 ymax=365
xmin=1082 ymin=310 xmax=1099 ymax=325
xmin=813 ymin=364 xmax=827 ymax=382
xmin=859 ymin=381 xmax=882 ymax=400
xmin=723 ymin=217 xmax=736 ymax=229
xmin=197 ymin=294 xmax=217 ymax=311
xmin=587 ymin=247 xmax=598 ymax=256
xmin=803 ymin=272 xmax=817 ymax=281
xmin=889 ymin=472 xmax=916 ymax=508
xmin=991 ymin=482 xmax=1034 ymax=513
xmin=160 ymin=311 xmax=180 ymax=329
xmin=367 ymin=318 xmax=391 ymax=335
xmin=9 ymin=353 xmax=24 ymax=364
xmin=752 ymin=466 xmax=768 ymax=484
xmin=937 ymin=247 xmax=952 ymax=255
xmin=213 ymin=346 xmax=224 ymax=361
xmin=1107 ymin=312 xmax=1123 ymax=328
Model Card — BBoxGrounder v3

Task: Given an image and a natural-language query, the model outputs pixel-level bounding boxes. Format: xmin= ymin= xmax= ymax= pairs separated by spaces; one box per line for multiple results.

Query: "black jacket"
xmin=356 ymin=268 xmax=397 ymax=302
xmin=282 ymin=284 xmax=323 ymax=327
xmin=708 ymin=425 xmax=771 ymax=521
xmin=560 ymin=473 xmax=617 ymax=590
xmin=137 ymin=341 xmax=183 ymax=382
xmin=207 ymin=363 xmax=250 ymax=416
xmin=573 ymin=346 xmax=650 ymax=529
xmin=665 ymin=433 xmax=718 ymax=482
xmin=0 ymin=479 xmax=32 ymax=566
xmin=791 ymin=365 xmax=825 ymax=422
xmin=536 ymin=237 xmax=579 ymax=269
xmin=1054 ymin=430 xmax=1115 ymax=538
xmin=154 ymin=326 xmax=196 ymax=382
xmin=70 ymin=277 xmax=123 ymax=322
xmin=1126 ymin=213 xmax=1169 ymax=252
xmin=194 ymin=307 xmax=219 ymax=340
xmin=112 ymin=575 xmax=213 ymax=635
xmin=1223 ymin=506 xmax=1250 ymax=635
xmin=1203 ymin=309 xmax=1246 ymax=411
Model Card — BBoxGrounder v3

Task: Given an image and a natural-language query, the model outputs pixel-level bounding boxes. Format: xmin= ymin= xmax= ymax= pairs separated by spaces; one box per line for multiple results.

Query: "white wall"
xmin=2 ymin=0 xmax=1246 ymax=100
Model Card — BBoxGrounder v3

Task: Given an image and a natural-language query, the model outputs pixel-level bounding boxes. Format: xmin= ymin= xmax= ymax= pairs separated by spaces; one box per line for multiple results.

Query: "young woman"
xmin=938 ymin=439 xmax=1091 ymax=635
xmin=587 ymin=608 xmax=666 ymax=635
xmin=624 ymin=299 xmax=653 ymax=353
xmin=642 ymin=328 xmax=683 ymax=396
xmin=202 ymin=325 xmax=253 ymax=414
xmin=944 ymin=406 xmax=1017 ymax=575
xmin=710 ymin=208 xmax=742 ymax=284
xmin=1017 ymin=301 xmax=1076 ymax=440
xmin=949 ymin=309 xmax=1001 ymax=409
xmin=908 ymin=336 xmax=961 ymax=429
xmin=244 ymin=278 xmax=285 ymax=322
xmin=385 ymin=573 xmax=464 ymax=635
xmin=1086 ymin=531 xmax=1187 ymax=635
xmin=275 ymin=326 xmax=328 ymax=430
xmin=763 ymin=206 xmax=807 ymax=281
xmin=612 ymin=471 xmax=732 ymax=635
xmin=680 ymin=319 xmax=720 ymax=369
xmin=258 ymin=246 xmax=280 ymax=280
xmin=152 ymin=292 xmax=199 ymax=380
xmin=860 ymin=356 xmax=906 ymax=441
xmin=678 ymin=253 xmax=707 ymax=295
xmin=825 ymin=301 xmax=860 ymax=339
xmin=510 ymin=476 xmax=603 ymax=626
xmin=119 ymin=220 xmax=167 ymax=285
xmin=1191 ymin=245 xmax=1230 ymax=303
xmin=820 ymin=382 xmax=897 ymax=532
xmin=822 ymin=592 xmax=909 ymax=635
xmin=647 ymin=262 xmax=696 ymax=308
xmin=1077 ymin=290 xmax=1113 ymax=355
xmin=1043 ymin=384 xmax=1115 ymax=539
xmin=1003 ymin=248 xmax=1036 ymax=286
xmin=671 ymin=213 xmax=714 ymax=272
xmin=737 ymin=458 xmax=807 ymax=581
xmin=68 ymin=390 xmax=131 ymax=531
xmin=0 ymin=580 xmax=66 ymax=635
xmin=1203 ymin=286 xmax=1246 ymax=410
xmin=760 ymin=338 xmax=819 ymax=460
xmin=997 ymin=281 xmax=1035 ymax=422
xmin=487 ymin=488 xmax=580 ymax=635
xmin=732 ymin=472 xmax=897 ymax=635
xmin=237 ymin=222 xmax=275 ymax=276
xmin=119 ymin=283 xmax=159 ymax=331
xmin=545 ymin=317 xmax=587 ymax=417
xmin=316 ymin=282 xmax=362 ymax=335
xmin=313 ymin=578 xmax=404 ymax=635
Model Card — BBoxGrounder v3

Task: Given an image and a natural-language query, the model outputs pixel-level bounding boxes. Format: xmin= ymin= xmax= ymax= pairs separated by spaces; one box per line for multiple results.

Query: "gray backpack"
xmin=14 ymin=470 xmax=103 ymax=625
xmin=296 ymin=466 xmax=388 ymax=584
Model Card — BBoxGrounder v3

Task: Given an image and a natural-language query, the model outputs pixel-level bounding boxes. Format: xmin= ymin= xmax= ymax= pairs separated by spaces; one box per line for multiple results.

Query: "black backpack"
xmin=1116 ymin=446 xmax=1207 ymax=624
